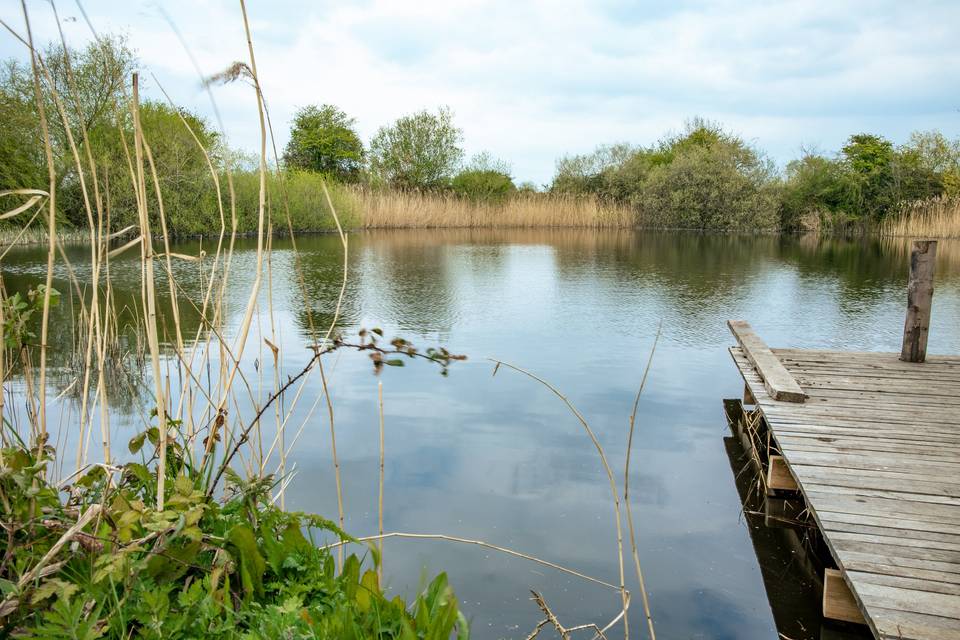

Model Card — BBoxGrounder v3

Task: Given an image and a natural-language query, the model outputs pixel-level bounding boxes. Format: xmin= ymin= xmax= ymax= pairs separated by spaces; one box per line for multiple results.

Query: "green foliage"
xmin=283 ymin=104 xmax=364 ymax=182
xmin=0 ymin=36 xmax=136 ymax=225
xmin=552 ymin=121 xmax=778 ymax=229
xmin=639 ymin=132 xmax=779 ymax=230
xmin=451 ymin=170 xmax=515 ymax=202
xmin=369 ymin=107 xmax=464 ymax=191
xmin=0 ymin=430 xmax=468 ymax=639
xmin=1 ymin=284 xmax=60 ymax=350
xmin=451 ymin=153 xmax=516 ymax=203
xmin=229 ymin=170 xmax=362 ymax=233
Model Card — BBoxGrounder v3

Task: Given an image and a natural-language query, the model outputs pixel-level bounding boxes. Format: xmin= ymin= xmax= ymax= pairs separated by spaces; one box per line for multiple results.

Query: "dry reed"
xmin=356 ymin=188 xmax=636 ymax=229
xmin=882 ymin=196 xmax=960 ymax=239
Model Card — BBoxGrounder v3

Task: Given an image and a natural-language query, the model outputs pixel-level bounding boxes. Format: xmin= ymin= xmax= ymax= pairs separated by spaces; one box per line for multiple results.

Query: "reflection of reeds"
xmin=357 ymin=188 xmax=636 ymax=228
xmin=883 ymin=196 xmax=960 ymax=239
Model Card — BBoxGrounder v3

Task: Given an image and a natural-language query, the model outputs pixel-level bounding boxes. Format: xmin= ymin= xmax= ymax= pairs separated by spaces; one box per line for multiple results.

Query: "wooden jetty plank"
xmin=869 ymin=608 xmax=960 ymax=640
xmin=728 ymin=332 xmax=960 ymax=640
xmin=727 ymin=321 xmax=807 ymax=402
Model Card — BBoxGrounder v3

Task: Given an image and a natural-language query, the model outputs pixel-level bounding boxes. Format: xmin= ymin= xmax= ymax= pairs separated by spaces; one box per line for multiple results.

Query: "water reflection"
xmin=2 ymin=230 xmax=958 ymax=639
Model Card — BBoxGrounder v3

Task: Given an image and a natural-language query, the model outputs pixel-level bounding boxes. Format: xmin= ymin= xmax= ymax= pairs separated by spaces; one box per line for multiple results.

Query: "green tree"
xmin=840 ymin=133 xmax=896 ymax=219
xmin=368 ymin=107 xmax=463 ymax=190
xmin=282 ymin=104 xmax=364 ymax=181
xmin=0 ymin=36 xmax=136 ymax=226
xmin=780 ymin=153 xmax=857 ymax=229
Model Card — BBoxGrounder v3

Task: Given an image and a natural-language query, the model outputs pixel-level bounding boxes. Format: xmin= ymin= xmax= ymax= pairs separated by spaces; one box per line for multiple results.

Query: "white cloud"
xmin=2 ymin=0 xmax=959 ymax=184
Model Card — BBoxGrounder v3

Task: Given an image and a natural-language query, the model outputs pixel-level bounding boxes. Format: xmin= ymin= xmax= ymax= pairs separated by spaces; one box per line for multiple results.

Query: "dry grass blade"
xmin=321 ymin=532 xmax=622 ymax=591
xmin=490 ymin=359 xmax=631 ymax=638
xmin=0 ymin=195 xmax=45 ymax=220
xmin=624 ymin=323 xmax=661 ymax=640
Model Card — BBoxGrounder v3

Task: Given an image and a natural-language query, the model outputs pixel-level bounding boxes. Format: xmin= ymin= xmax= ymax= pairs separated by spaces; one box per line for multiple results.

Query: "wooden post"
xmin=900 ymin=240 xmax=937 ymax=363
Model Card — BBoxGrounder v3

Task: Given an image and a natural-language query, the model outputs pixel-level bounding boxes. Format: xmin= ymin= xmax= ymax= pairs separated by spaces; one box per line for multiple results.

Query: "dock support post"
xmin=901 ymin=240 xmax=937 ymax=363
xmin=823 ymin=569 xmax=866 ymax=625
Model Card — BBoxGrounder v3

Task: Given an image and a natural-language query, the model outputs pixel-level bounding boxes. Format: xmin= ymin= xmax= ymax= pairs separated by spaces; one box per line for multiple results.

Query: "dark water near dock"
xmin=5 ymin=230 xmax=959 ymax=639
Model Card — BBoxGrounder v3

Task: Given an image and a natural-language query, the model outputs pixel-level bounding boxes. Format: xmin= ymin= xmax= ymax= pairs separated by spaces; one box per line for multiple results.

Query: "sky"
xmin=2 ymin=0 xmax=959 ymax=186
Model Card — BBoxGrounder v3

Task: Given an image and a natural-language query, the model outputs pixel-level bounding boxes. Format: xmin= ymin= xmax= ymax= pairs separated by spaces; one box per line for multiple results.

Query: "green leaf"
xmin=227 ymin=524 xmax=266 ymax=598
xmin=128 ymin=432 xmax=147 ymax=454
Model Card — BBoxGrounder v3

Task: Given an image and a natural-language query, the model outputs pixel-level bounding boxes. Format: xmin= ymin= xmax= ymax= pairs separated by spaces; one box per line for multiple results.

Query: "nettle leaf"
xmin=227 ymin=524 xmax=266 ymax=598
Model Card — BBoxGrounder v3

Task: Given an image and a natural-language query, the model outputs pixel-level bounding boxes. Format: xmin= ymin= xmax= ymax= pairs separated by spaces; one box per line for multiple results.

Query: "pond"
xmin=4 ymin=229 xmax=959 ymax=639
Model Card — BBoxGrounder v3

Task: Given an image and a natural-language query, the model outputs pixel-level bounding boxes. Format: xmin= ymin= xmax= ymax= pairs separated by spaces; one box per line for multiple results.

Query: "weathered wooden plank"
xmin=902 ymin=239 xmax=938 ymax=363
xmin=783 ymin=450 xmax=960 ymax=478
xmin=789 ymin=466 xmax=960 ymax=497
xmin=839 ymin=557 xmax=960 ymax=585
xmin=870 ymin=607 xmax=960 ymax=640
xmin=823 ymin=568 xmax=867 ymax=624
xmin=829 ymin=530 xmax=960 ymax=554
xmin=727 ymin=321 xmax=807 ymax=402
xmin=831 ymin=538 xmax=960 ymax=564
xmin=846 ymin=571 xmax=960 ymax=596
xmin=804 ymin=492 xmax=960 ymax=524
xmin=854 ymin=579 xmax=959 ymax=619
xmin=801 ymin=483 xmax=960 ymax=508
xmin=818 ymin=510 xmax=960 ymax=536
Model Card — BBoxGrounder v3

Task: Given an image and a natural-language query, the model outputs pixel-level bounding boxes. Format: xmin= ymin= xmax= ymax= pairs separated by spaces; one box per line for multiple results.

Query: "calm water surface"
xmin=5 ymin=230 xmax=960 ymax=639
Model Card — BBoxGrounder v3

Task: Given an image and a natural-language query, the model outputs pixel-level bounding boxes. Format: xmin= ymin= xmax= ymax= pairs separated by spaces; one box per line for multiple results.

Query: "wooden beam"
xmin=743 ymin=382 xmax=756 ymax=405
xmin=901 ymin=240 xmax=937 ymax=363
xmin=767 ymin=455 xmax=799 ymax=492
xmin=823 ymin=568 xmax=867 ymax=625
xmin=728 ymin=320 xmax=807 ymax=402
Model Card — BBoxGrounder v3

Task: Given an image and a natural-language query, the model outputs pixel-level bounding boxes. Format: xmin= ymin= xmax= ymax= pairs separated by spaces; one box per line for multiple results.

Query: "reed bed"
xmin=882 ymin=196 xmax=960 ymax=239
xmin=356 ymin=187 xmax=637 ymax=228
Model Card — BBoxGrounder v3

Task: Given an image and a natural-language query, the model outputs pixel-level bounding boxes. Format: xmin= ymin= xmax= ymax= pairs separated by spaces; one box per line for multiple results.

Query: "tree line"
xmin=3 ymin=36 xmax=959 ymax=234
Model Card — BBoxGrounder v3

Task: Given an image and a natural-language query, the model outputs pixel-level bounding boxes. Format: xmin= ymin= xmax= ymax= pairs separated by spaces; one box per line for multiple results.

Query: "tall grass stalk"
xmin=22 ymin=0 xmax=57 ymax=448
xmin=625 ymin=326 xmax=661 ymax=640
xmin=491 ymin=360 xmax=631 ymax=638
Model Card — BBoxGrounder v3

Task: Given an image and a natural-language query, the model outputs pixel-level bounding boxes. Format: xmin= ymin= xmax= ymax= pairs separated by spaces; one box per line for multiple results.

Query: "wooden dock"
xmin=726 ymin=241 xmax=959 ymax=640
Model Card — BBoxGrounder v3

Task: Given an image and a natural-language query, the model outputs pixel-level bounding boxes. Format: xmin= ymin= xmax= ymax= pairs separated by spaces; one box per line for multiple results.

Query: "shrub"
xmin=451 ymin=169 xmax=516 ymax=202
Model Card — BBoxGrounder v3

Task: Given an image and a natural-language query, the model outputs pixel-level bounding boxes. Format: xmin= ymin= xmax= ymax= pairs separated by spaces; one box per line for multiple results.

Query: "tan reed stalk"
xmin=624 ymin=326 xmax=661 ymax=640
xmin=355 ymin=188 xmax=635 ymax=229
xmin=491 ymin=359 xmax=631 ymax=639
xmin=318 ymin=357 xmax=345 ymax=569
xmin=20 ymin=0 xmax=57 ymax=449
xmin=49 ymin=2 xmax=110 ymax=469
xmin=378 ymin=380 xmax=385 ymax=585
xmin=201 ymin=0 xmax=268 ymax=465
xmin=28 ymin=13 xmax=112 ymax=469
xmin=131 ymin=73 xmax=169 ymax=509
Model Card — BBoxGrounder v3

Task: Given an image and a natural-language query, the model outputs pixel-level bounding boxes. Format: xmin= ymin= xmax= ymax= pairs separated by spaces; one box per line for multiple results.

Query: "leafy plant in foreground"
xmin=0 ymin=428 xmax=468 ymax=639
